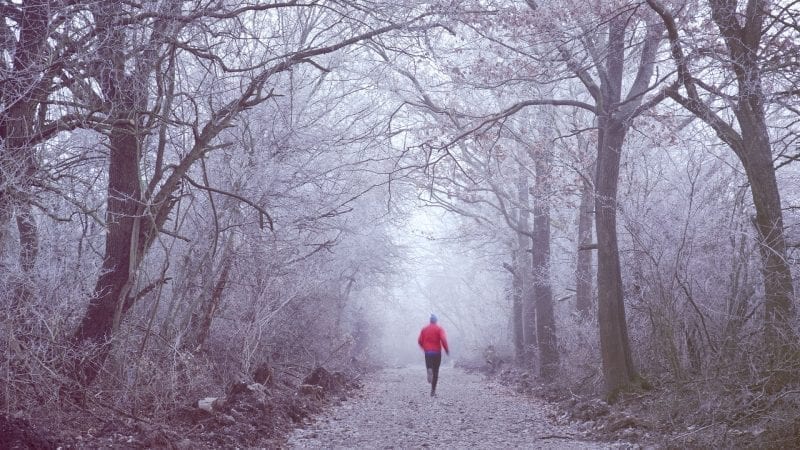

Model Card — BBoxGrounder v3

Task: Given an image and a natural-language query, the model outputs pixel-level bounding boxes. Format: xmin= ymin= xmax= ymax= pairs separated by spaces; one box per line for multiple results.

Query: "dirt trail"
xmin=287 ymin=366 xmax=633 ymax=449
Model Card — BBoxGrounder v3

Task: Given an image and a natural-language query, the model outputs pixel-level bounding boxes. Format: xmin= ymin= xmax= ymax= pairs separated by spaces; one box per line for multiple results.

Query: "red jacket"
xmin=418 ymin=323 xmax=449 ymax=354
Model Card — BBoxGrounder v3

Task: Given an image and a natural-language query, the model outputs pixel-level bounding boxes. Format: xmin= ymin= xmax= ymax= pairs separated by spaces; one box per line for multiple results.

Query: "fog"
xmin=348 ymin=202 xmax=510 ymax=368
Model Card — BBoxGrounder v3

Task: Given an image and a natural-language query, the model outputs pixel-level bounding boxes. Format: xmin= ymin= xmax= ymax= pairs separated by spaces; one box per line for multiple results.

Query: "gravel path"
xmin=287 ymin=366 xmax=632 ymax=449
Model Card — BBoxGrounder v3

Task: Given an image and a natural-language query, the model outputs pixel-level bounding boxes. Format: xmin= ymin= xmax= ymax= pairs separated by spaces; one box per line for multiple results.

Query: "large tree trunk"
xmin=575 ymin=176 xmax=594 ymax=318
xmin=71 ymin=114 xmax=142 ymax=385
xmin=589 ymin=11 xmax=664 ymax=397
xmin=742 ymin=138 xmax=795 ymax=346
xmin=709 ymin=0 xmax=796 ymax=346
xmin=68 ymin=0 xmax=195 ymax=387
xmin=532 ymin=155 xmax=559 ymax=380
xmin=736 ymin=120 xmax=796 ymax=368
xmin=70 ymin=6 xmax=145 ymax=385
xmin=595 ymin=117 xmax=638 ymax=396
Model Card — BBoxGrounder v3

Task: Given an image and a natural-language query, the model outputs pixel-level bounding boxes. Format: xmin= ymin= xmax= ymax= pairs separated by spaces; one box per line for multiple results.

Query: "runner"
xmin=417 ymin=313 xmax=449 ymax=397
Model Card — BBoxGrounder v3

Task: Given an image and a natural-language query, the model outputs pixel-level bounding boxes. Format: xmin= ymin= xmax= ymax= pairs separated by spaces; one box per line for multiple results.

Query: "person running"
xmin=418 ymin=313 xmax=449 ymax=397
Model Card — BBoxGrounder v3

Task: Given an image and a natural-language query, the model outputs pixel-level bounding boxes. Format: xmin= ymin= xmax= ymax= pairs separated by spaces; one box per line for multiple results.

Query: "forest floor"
xmin=7 ymin=362 xmax=796 ymax=448
xmin=286 ymin=365 xmax=635 ymax=449
xmin=2 ymin=365 xmax=358 ymax=449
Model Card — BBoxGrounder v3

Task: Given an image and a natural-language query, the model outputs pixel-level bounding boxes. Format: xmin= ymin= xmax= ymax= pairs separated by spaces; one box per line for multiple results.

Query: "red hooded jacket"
xmin=418 ymin=323 xmax=449 ymax=354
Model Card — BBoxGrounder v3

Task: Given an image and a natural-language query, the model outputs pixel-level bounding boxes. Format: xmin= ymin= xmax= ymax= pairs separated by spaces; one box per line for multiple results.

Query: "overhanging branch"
xmin=182 ymin=174 xmax=274 ymax=231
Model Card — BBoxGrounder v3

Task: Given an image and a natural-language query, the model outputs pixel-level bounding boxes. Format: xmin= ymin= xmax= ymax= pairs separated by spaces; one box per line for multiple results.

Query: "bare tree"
xmin=1 ymin=0 xmax=54 ymax=303
xmin=530 ymin=144 xmax=558 ymax=380
xmin=572 ymin=131 xmax=595 ymax=319
xmin=61 ymin=1 xmax=434 ymax=387
xmin=447 ymin=1 xmax=665 ymax=395
xmin=647 ymin=0 xmax=796 ymax=357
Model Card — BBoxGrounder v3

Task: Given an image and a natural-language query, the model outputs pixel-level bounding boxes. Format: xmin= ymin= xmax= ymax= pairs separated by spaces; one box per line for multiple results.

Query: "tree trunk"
xmin=186 ymin=255 xmax=233 ymax=353
xmin=587 ymin=11 xmax=665 ymax=397
xmin=511 ymin=248 xmax=525 ymax=364
xmin=705 ymin=0 xmax=795 ymax=348
xmin=334 ymin=275 xmax=357 ymax=335
xmin=595 ymin=117 xmax=638 ymax=396
xmin=575 ymin=176 xmax=594 ymax=318
xmin=71 ymin=115 xmax=142 ymax=385
xmin=516 ymin=171 xmax=537 ymax=363
xmin=16 ymin=205 xmax=38 ymax=274
xmin=11 ymin=205 xmax=38 ymax=310
xmin=0 ymin=0 xmax=48 ymax=278
xmin=650 ymin=0 xmax=796 ymax=352
xmin=532 ymin=155 xmax=559 ymax=380
xmin=69 ymin=5 xmax=146 ymax=387
xmin=742 ymin=131 xmax=795 ymax=347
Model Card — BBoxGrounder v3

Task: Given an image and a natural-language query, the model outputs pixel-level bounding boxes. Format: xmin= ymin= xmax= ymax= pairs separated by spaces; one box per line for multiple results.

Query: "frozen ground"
xmin=287 ymin=366 xmax=635 ymax=449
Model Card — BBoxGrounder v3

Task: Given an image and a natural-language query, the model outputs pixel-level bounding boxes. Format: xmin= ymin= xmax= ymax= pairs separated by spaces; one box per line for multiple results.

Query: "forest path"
xmin=286 ymin=366 xmax=627 ymax=449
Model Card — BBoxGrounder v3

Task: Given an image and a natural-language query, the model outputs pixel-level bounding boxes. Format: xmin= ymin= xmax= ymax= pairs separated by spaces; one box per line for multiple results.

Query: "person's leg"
xmin=424 ymin=354 xmax=434 ymax=384
xmin=430 ymin=353 xmax=442 ymax=396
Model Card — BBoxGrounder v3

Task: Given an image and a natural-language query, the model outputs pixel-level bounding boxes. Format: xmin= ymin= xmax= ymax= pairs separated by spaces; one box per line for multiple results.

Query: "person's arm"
xmin=418 ymin=330 xmax=424 ymax=349
xmin=440 ymin=329 xmax=449 ymax=355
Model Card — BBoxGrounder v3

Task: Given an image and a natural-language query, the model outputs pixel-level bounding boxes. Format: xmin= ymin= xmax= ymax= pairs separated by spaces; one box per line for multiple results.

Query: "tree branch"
xmin=181 ymin=174 xmax=274 ymax=231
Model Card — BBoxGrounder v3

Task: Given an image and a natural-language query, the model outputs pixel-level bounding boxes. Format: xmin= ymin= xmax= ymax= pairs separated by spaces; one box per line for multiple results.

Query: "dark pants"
xmin=425 ymin=353 xmax=442 ymax=395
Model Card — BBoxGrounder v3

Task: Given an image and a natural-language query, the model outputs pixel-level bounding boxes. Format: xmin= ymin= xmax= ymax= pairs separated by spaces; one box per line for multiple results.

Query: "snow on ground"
xmin=287 ymin=366 xmax=636 ymax=449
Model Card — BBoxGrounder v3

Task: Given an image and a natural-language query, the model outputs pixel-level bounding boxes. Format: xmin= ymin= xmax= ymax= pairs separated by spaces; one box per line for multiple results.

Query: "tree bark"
xmin=707 ymin=0 xmax=795 ymax=347
xmin=16 ymin=205 xmax=38 ymax=274
xmin=532 ymin=154 xmax=559 ymax=380
xmin=589 ymin=12 xmax=663 ymax=396
xmin=595 ymin=117 xmax=638 ymax=395
xmin=12 ymin=204 xmax=38 ymax=310
xmin=70 ymin=7 xmax=145 ymax=386
xmin=594 ymin=17 xmax=638 ymax=395
xmin=0 ymin=0 xmax=49 ymax=276
xmin=575 ymin=176 xmax=594 ymax=318
xmin=334 ymin=275 xmax=357 ymax=335
xmin=71 ymin=114 xmax=142 ymax=385
xmin=511 ymin=249 xmax=526 ymax=364
xmin=186 ymin=255 xmax=233 ymax=353
xmin=516 ymin=171 xmax=537 ymax=363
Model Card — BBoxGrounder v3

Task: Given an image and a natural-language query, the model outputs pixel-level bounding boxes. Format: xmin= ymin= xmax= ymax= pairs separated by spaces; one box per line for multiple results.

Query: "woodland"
xmin=1 ymin=0 xmax=800 ymax=447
